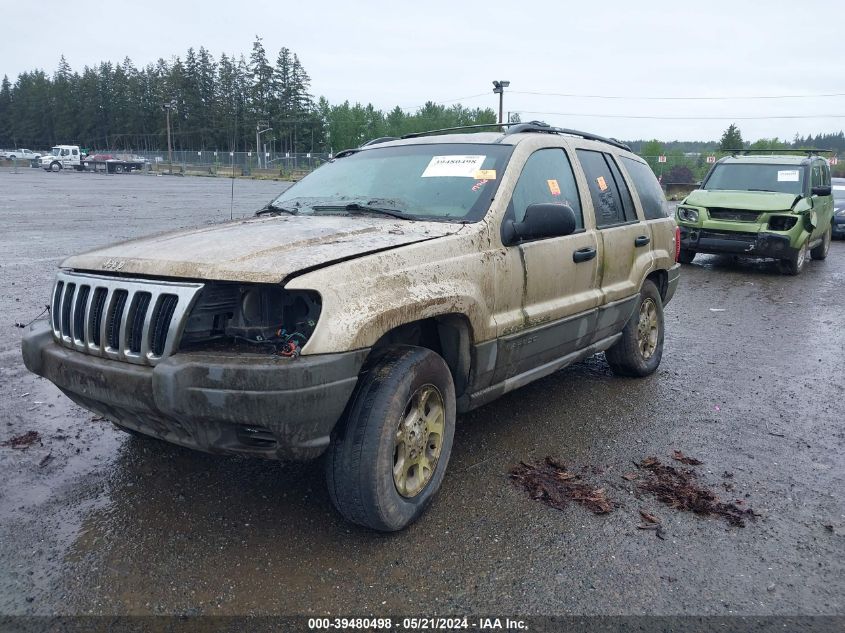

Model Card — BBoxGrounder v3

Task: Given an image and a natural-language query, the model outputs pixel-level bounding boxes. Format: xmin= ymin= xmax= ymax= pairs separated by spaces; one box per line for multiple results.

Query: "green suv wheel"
xmin=325 ymin=346 xmax=456 ymax=531
xmin=810 ymin=226 xmax=831 ymax=260
xmin=778 ymin=240 xmax=808 ymax=275
xmin=604 ymin=279 xmax=664 ymax=377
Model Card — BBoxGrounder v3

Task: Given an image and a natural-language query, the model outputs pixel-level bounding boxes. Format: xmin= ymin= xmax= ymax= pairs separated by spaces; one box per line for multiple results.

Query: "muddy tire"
xmin=810 ymin=226 xmax=831 ymax=260
xmin=325 ymin=346 xmax=456 ymax=531
xmin=678 ymin=248 xmax=696 ymax=265
xmin=778 ymin=240 xmax=808 ymax=275
xmin=604 ymin=279 xmax=664 ymax=377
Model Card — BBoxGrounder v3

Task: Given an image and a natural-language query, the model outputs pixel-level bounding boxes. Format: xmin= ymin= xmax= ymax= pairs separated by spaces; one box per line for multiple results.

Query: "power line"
xmin=515 ymin=111 xmax=845 ymax=121
xmin=510 ymin=90 xmax=845 ymax=101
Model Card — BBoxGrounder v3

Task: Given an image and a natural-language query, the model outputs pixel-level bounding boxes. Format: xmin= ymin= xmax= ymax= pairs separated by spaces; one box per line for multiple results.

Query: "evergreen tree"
xmin=719 ymin=124 xmax=744 ymax=152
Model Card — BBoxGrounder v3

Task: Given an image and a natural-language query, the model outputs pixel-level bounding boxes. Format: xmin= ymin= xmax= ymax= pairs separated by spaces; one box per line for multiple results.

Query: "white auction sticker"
xmin=777 ymin=170 xmax=800 ymax=182
xmin=422 ymin=155 xmax=486 ymax=178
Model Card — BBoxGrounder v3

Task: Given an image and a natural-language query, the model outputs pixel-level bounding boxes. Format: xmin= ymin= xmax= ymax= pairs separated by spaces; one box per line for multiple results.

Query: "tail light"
xmin=674 ymin=226 xmax=681 ymax=262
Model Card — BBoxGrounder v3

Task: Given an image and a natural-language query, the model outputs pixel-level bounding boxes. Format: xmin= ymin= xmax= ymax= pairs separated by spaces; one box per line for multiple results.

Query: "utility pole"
xmin=161 ymin=99 xmax=177 ymax=173
xmin=256 ymin=122 xmax=272 ymax=169
xmin=492 ymin=80 xmax=510 ymax=125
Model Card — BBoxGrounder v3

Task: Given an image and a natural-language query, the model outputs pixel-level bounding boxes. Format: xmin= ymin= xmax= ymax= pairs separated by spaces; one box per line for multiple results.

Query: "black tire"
xmin=810 ymin=226 xmax=831 ymax=260
xmin=777 ymin=240 xmax=808 ymax=275
xmin=114 ymin=164 xmax=125 ymax=174
xmin=325 ymin=346 xmax=456 ymax=531
xmin=604 ymin=279 xmax=664 ymax=377
xmin=50 ymin=162 xmax=61 ymax=172
xmin=677 ymin=248 xmax=696 ymax=265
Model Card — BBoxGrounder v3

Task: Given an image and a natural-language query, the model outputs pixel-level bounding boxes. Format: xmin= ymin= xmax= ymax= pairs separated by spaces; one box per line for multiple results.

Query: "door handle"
xmin=573 ymin=247 xmax=597 ymax=263
xmin=634 ymin=235 xmax=651 ymax=247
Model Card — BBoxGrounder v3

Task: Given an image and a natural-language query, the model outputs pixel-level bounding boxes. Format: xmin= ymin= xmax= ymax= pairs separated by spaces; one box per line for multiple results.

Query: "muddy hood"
xmin=684 ymin=189 xmax=799 ymax=212
xmin=62 ymin=214 xmax=462 ymax=284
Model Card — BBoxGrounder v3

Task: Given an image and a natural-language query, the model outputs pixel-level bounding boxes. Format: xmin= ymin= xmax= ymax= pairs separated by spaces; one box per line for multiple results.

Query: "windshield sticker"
xmin=777 ymin=170 xmax=800 ymax=182
xmin=474 ymin=169 xmax=496 ymax=180
xmin=471 ymin=179 xmax=489 ymax=192
xmin=547 ymin=179 xmax=561 ymax=196
xmin=597 ymin=176 xmax=609 ymax=191
xmin=422 ymin=155 xmax=486 ymax=178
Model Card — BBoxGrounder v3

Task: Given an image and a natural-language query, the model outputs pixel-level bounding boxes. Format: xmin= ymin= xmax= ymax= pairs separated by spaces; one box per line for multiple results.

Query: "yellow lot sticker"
xmin=547 ymin=179 xmax=561 ymax=196
xmin=474 ymin=169 xmax=496 ymax=180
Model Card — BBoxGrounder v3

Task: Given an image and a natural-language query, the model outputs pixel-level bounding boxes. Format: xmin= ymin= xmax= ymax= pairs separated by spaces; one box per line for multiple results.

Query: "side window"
xmin=61 ymin=149 xmax=69 ymax=156
xmin=72 ymin=149 xmax=78 ymax=156
xmin=511 ymin=148 xmax=583 ymax=229
xmin=620 ymin=156 xmax=669 ymax=220
xmin=822 ymin=162 xmax=831 ymax=187
xmin=576 ymin=149 xmax=636 ymax=227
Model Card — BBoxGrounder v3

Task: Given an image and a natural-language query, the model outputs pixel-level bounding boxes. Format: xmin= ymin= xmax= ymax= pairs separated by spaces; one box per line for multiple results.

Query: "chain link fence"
xmin=132 ymin=150 xmax=332 ymax=176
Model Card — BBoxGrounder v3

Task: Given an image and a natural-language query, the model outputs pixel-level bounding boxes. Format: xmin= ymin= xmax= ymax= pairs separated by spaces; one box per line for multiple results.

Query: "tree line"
xmin=0 ymin=37 xmax=496 ymax=153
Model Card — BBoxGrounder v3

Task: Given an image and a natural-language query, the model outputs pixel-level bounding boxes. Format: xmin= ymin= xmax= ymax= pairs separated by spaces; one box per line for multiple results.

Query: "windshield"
xmin=270 ymin=143 xmax=513 ymax=222
xmin=703 ymin=163 xmax=805 ymax=195
xmin=51 ymin=148 xmax=60 ymax=156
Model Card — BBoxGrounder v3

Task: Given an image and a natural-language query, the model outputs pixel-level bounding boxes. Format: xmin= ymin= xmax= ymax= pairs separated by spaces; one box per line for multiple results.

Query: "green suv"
xmin=676 ymin=154 xmax=834 ymax=274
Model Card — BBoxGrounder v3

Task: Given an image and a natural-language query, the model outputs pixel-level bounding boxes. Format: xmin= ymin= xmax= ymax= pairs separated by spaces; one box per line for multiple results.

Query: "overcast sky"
xmin=3 ymin=0 xmax=843 ymax=142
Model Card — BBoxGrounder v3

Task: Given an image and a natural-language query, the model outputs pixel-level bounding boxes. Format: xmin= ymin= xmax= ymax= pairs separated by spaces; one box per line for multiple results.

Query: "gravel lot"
xmin=1 ymin=169 xmax=843 ymax=618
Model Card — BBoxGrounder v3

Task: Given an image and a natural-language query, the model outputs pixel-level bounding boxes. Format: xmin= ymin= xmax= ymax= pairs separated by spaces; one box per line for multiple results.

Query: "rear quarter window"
xmin=620 ymin=156 xmax=669 ymax=220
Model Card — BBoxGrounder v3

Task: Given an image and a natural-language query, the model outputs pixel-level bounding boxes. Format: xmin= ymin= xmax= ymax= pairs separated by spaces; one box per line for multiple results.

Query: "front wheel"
xmin=810 ymin=226 xmax=831 ymax=260
xmin=325 ymin=346 xmax=456 ymax=531
xmin=778 ymin=240 xmax=808 ymax=275
xmin=604 ymin=279 xmax=664 ymax=377
xmin=50 ymin=162 xmax=61 ymax=172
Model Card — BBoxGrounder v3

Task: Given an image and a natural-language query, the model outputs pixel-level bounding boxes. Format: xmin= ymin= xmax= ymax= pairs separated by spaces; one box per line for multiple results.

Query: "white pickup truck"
xmin=2 ymin=148 xmax=42 ymax=162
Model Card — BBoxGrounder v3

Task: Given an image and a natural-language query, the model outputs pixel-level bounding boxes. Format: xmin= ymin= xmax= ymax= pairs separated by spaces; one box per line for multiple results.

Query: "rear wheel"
xmin=325 ymin=346 xmax=456 ymax=531
xmin=810 ymin=226 xmax=831 ymax=260
xmin=113 ymin=164 xmax=125 ymax=174
xmin=605 ymin=279 xmax=664 ymax=377
xmin=678 ymin=248 xmax=696 ymax=264
xmin=778 ymin=240 xmax=808 ymax=275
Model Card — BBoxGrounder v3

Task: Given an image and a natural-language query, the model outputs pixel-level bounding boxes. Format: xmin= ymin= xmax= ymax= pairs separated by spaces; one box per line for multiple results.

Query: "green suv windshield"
xmin=703 ymin=163 xmax=805 ymax=195
xmin=270 ymin=143 xmax=513 ymax=222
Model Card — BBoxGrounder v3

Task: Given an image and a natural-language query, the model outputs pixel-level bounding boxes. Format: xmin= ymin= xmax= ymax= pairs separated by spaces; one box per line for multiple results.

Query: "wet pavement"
xmin=1 ymin=169 xmax=843 ymax=616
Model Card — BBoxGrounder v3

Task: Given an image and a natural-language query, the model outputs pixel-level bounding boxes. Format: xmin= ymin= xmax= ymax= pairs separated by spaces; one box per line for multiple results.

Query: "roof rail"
xmin=504 ymin=121 xmax=632 ymax=151
xmin=725 ymin=147 xmax=836 ymax=157
xmin=400 ymin=123 xmax=505 ymax=139
xmin=360 ymin=136 xmax=398 ymax=147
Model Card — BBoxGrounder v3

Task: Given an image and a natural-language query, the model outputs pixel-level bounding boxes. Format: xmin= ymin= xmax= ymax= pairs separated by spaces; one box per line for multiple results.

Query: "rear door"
xmin=576 ymin=149 xmax=650 ymax=303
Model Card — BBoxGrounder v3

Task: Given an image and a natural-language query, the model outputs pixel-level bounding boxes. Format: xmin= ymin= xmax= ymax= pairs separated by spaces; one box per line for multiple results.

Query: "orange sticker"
xmin=547 ymin=179 xmax=561 ymax=196
xmin=597 ymin=176 xmax=608 ymax=191
xmin=474 ymin=169 xmax=497 ymax=180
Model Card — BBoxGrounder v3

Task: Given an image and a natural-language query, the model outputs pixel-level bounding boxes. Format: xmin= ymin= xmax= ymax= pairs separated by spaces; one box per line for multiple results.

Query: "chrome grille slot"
xmin=106 ymin=290 xmax=129 ymax=350
xmin=49 ymin=272 xmax=203 ymax=365
xmin=127 ymin=292 xmax=152 ymax=354
xmin=52 ymin=281 xmax=64 ymax=333
xmin=72 ymin=285 xmax=90 ymax=343
xmin=60 ymin=283 xmax=76 ymax=340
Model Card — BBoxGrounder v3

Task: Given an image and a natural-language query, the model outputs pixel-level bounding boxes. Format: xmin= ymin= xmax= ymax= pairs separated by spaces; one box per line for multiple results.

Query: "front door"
xmin=494 ymin=147 xmax=602 ymax=380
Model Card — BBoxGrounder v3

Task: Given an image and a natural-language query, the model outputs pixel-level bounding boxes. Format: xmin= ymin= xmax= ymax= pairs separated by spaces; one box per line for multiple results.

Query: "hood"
xmin=683 ymin=189 xmax=800 ymax=212
xmin=62 ymin=214 xmax=463 ymax=284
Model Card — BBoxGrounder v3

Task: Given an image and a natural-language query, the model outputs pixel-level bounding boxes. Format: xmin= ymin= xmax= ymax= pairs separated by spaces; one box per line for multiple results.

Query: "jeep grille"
xmin=50 ymin=271 xmax=203 ymax=365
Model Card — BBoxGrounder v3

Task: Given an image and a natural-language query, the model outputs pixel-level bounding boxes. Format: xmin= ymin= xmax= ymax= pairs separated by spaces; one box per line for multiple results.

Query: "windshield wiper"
xmin=747 ymin=188 xmax=776 ymax=192
xmin=311 ymin=202 xmax=414 ymax=220
xmin=256 ymin=203 xmax=298 ymax=216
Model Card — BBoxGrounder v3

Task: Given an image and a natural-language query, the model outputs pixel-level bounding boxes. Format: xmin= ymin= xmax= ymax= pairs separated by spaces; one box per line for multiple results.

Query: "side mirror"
xmin=507 ymin=203 xmax=577 ymax=244
xmin=811 ymin=185 xmax=831 ymax=196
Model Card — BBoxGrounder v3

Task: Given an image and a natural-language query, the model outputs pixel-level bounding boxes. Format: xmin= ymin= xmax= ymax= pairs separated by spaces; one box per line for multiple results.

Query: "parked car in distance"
xmin=2 ymin=148 xmax=41 ymax=161
xmin=22 ymin=121 xmax=680 ymax=531
xmin=676 ymin=154 xmax=833 ymax=274
xmin=832 ymin=177 xmax=845 ymax=239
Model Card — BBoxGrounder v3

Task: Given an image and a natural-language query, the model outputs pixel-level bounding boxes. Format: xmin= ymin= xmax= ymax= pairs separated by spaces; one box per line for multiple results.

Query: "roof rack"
xmin=360 ymin=136 xmax=398 ymax=147
xmin=503 ymin=121 xmax=631 ymax=151
xmin=726 ymin=148 xmax=836 ymax=157
xmin=400 ymin=123 xmax=506 ymax=139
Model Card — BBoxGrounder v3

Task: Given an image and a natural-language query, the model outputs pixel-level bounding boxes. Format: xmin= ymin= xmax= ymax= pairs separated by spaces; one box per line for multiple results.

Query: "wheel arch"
xmin=646 ymin=268 xmax=668 ymax=301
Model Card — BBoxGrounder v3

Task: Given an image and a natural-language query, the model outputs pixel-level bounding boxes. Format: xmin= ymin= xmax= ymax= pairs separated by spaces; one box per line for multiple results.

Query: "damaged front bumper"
xmin=21 ymin=323 xmax=368 ymax=460
xmin=679 ymin=226 xmax=796 ymax=259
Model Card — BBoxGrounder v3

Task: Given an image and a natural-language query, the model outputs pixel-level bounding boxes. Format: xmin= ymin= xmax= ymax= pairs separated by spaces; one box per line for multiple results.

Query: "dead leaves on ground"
xmin=511 ymin=450 xmax=756 ymax=530
xmin=0 ymin=430 xmax=41 ymax=449
xmin=509 ymin=457 xmax=614 ymax=514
